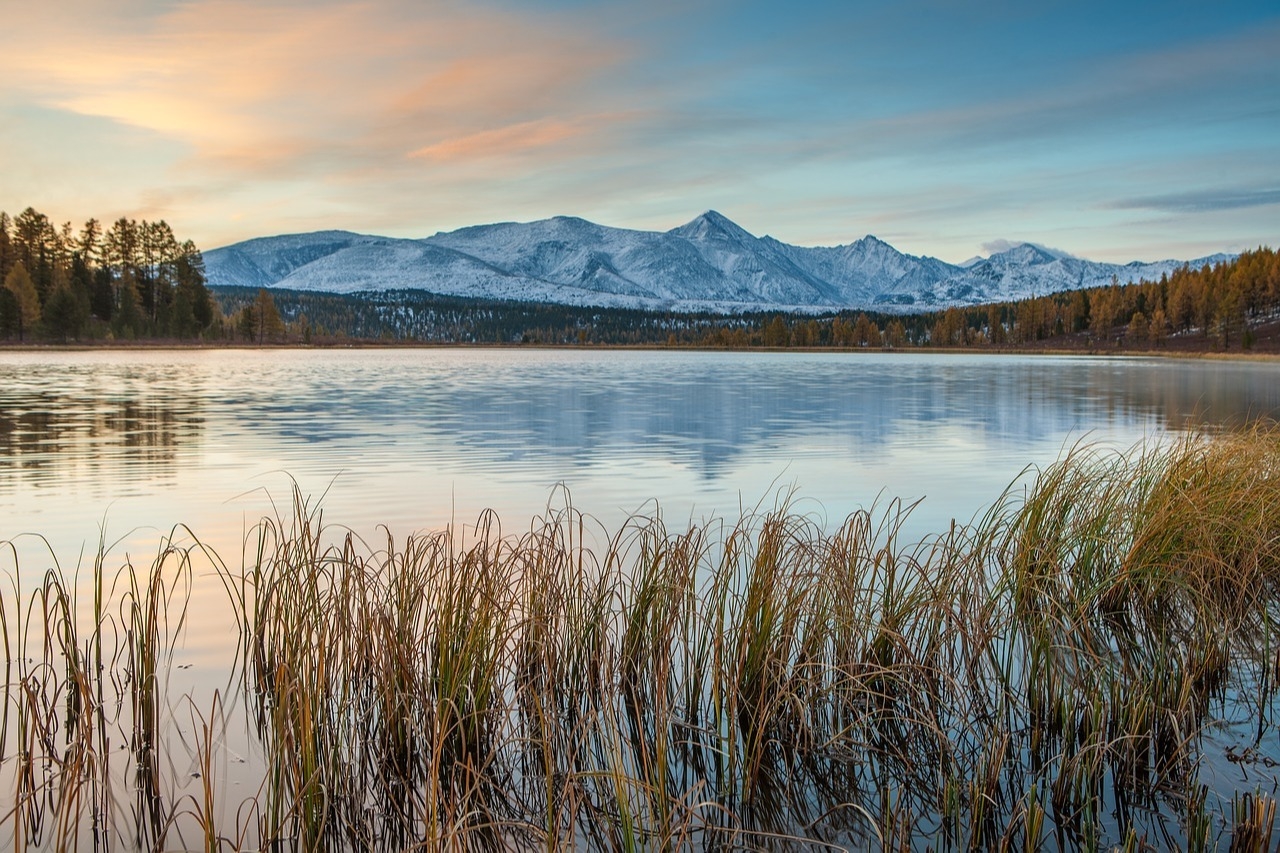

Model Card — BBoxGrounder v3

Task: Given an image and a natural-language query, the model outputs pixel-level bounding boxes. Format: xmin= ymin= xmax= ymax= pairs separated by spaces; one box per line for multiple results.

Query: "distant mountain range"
xmin=204 ymin=211 xmax=1234 ymax=313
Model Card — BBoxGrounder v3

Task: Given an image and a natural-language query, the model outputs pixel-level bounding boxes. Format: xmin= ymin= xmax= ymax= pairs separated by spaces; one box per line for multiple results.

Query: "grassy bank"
xmin=4 ymin=430 xmax=1280 ymax=849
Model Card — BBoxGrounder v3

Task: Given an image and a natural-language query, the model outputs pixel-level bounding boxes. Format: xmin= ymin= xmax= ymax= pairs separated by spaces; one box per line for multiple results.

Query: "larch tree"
xmin=4 ymin=261 xmax=41 ymax=341
xmin=253 ymin=288 xmax=286 ymax=343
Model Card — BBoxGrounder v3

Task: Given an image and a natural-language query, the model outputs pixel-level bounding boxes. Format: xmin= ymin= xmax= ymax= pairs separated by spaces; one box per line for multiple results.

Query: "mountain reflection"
xmin=1 ymin=353 xmax=1276 ymax=495
xmin=211 ymin=352 xmax=1280 ymax=481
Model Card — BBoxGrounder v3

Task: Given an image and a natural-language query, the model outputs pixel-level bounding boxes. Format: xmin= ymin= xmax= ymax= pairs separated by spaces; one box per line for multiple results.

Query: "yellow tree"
xmin=884 ymin=319 xmax=907 ymax=348
xmin=4 ymin=261 xmax=41 ymax=341
xmin=1149 ymin=306 xmax=1169 ymax=347
xmin=763 ymin=315 xmax=789 ymax=347
xmin=253 ymin=288 xmax=286 ymax=343
xmin=853 ymin=313 xmax=874 ymax=346
xmin=1127 ymin=311 xmax=1148 ymax=346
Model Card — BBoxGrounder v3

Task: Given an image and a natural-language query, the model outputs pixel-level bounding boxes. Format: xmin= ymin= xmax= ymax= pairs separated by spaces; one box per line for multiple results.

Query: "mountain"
xmin=204 ymin=212 xmax=1234 ymax=313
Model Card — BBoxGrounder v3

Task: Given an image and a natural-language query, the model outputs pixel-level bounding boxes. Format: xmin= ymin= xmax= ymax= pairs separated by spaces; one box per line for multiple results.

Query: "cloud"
xmin=1 ymin=1 xmax=631 ymax=176
xmin=409 ymin=118 xmax=591 ymax=163
xmin=3 ymin=0 xmax=1276 ymax=262
xmin=1109 ymin=188 xmax=1280 ymax=214
xmin=791 ymin=21 xmax=1280 ymax=164
xmin=980 ymin=239 xmax=1075 ymax=259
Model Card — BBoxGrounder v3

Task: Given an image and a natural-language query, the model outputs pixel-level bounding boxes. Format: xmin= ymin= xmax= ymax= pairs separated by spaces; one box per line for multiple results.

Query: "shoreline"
xmin=2 ymin=339 xmax=1278 ymax=362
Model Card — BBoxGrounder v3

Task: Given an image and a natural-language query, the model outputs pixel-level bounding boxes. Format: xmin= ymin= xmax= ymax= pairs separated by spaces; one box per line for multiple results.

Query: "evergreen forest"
xmin=0 ymin=207 xmax=214 ymax=342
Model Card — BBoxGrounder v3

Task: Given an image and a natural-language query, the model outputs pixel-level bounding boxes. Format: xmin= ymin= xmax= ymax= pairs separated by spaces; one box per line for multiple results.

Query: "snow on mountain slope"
xmin=666 ymin=211 xmax=836 ymax=304
xmin=767 ymin=234 xmax=959 ymax=306
xmin=204 ymin=213 xmax=1235 ymax=313
xmin=931 ymin=246 xmax=1238 ymax=307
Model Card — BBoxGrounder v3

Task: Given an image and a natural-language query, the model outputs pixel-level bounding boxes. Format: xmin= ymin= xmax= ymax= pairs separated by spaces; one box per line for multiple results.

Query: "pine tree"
xmin=43 ymin=285 xmax=84 ymax=342
xmin=113 ymin=269 xmax=144 ymax=339
xmin=91 ymin=267 xmax=114 ymax=321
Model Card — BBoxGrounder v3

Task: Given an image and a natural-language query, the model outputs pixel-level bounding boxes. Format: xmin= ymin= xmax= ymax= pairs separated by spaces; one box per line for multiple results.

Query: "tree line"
xmin=0 ymin=206 xmax=214 ymax=342
xmin=913 ymin=247 xmax=1280 ymax=351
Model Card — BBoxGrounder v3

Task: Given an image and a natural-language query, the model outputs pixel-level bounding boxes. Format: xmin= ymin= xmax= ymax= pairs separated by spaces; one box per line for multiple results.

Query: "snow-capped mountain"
xmin=204 ymin=212 xmax=1234 ymax=313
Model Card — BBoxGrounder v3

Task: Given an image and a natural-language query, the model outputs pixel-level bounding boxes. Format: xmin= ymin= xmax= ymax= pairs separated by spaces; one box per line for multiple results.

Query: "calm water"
xmin=4 ymin=348 xmax=1280 ymax=846
xmin=3 ymin=348 xmax=1279 ymax=573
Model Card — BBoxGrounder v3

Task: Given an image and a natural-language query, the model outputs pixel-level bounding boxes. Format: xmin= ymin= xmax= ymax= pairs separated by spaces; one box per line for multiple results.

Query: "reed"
xmin=3 ymin=428 xmax=1280 ymax=849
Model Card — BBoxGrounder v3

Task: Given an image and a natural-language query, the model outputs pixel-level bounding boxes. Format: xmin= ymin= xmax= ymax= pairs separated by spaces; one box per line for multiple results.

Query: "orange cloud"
xmin=2 ymin=1 xmax=630 ymax=174
xmin=409 ymin=119 xmax=583 ymax=162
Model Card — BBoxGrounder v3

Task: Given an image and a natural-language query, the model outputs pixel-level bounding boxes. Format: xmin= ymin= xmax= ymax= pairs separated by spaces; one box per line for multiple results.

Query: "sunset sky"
xmin=2 ymin=0 xmax=1277 ymax=263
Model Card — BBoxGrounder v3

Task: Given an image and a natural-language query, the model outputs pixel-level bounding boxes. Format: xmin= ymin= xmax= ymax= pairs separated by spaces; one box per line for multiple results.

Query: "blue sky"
xmin=2 ymin=0 xmax=1276 ymax=262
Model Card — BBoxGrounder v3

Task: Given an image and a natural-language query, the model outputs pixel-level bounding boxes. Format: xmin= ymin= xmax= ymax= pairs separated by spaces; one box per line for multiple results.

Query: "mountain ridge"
xmin=204 ymin=212 xmax=1235 ymax=313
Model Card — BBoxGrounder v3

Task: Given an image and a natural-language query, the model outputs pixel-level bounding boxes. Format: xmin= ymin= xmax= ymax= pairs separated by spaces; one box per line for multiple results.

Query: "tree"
xmin=1214 ymin=288 xmax=1244 ymax=350
xmin=884 ymin=319 xmax=907 ymax=348
xmin=830 ymin=317 xmax=853 ymax=347
xmin=986 ymin=304 xmax=1006 ymax=345
xmin=173 ymin=242 xmax=212 ymax=332
xmin=103 ymin=217 xmax=139 ymax=280
xmin=253 ymin=288 xmax=286 ymax=343
xmin=4 ymin=262 xmax=41 ymax=341
xmin=78 ymin=218 xmax=101 ymax=266
xmin=763 ymin=315 xmax=789 ymax=347
xmin=853 ymin=313 xmax=873 ymax=347
xmin=12 ymin=208 xmax=55 ymax=300
xmin=112 ymin=269 xmax=144 ymax=339
xmin=138 ymin=219 xmax=179 ymax=322
xmin=91 ymin=267 xmax=114 ymax=321
xmin=42 ymin=285 xmax=84 ymax=342
xmin=1149 ymin=306 xmax=1169 ymax=347
xmin=237 ymin=305 xmax=257 ymax=341
xmin=1126 ymin=311 xmax=1148 ymax=347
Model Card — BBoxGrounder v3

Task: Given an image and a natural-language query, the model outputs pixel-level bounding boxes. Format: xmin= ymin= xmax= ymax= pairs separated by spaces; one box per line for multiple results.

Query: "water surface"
xmin=3 ymin=348 xmax=1280 ymax=847
xmin=3 ymin=349 xmax=1278 ymax=566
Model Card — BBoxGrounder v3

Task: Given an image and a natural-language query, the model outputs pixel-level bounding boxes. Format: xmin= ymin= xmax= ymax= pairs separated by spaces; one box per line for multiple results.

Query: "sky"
xmin=2 ymin=0 xmax=1277 ymax=264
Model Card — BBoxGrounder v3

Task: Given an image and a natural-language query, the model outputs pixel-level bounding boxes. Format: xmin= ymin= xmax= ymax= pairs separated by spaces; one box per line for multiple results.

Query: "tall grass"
xmin=3 ymin=429 xmax=1280 ymax=849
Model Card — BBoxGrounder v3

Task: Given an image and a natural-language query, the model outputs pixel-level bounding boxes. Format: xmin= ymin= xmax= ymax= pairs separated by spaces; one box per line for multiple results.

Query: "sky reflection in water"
xmin=2 ymin=349 xmax=1278 ymax=568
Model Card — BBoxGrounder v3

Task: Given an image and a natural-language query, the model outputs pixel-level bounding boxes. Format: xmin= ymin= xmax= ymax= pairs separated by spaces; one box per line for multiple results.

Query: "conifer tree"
xmin=4 ymin=261 xmax=41 ymax=341
xmin=253 ymin=288 xmax=286 ymax=343
xmin=42 ymin=284 xmax=84 ymax=342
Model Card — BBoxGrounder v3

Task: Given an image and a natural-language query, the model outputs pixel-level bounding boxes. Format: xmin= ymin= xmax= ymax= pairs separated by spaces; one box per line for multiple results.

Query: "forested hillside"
xmin=0 ymin=207 xmax=214 ymax=341
xmin=917 ymin=247 xmax=1280 ymax=351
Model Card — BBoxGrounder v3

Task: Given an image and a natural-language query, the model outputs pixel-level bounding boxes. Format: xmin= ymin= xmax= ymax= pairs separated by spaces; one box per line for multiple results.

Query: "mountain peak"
xmin=989 ymin=243 xmax=1061 ymax=265
xmin=548 ymin=215 xmax=594 ymax=228
xmin=671 ymin=210 xmax=755 ymax=243
xmin=851 ymin=234 xmax=895 ymax=251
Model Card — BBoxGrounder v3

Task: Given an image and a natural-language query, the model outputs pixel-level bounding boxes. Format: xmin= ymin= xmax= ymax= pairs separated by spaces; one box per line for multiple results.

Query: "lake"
xmin=3 ymin=348 xmax=1280 ymax=849
xmin=3 ymin=348 xmax=1278 ymax=666
xmin=4 ymin=348 xmax=1278 ymax=566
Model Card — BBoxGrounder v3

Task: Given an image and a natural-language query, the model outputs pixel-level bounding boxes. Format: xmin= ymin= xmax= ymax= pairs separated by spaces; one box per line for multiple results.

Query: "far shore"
xmin=2 ymin=340 xmax=1279 ymax=362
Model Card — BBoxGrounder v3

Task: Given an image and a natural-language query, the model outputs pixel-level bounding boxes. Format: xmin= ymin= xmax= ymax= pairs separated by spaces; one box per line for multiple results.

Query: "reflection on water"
xmin=200 ymin=352 xmax=1280 ymax=471
xmin=1 ymin=350 xmax=1278 ymax=556
xmin=2 ymin=348 xmax=1278 ymax=850
xmin=0 ymin=390 xmax=201 ymax=483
